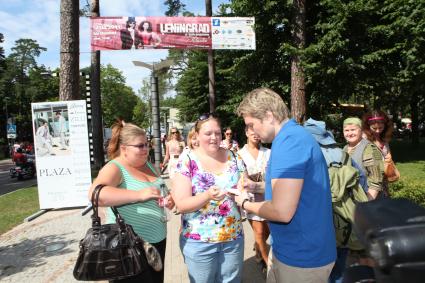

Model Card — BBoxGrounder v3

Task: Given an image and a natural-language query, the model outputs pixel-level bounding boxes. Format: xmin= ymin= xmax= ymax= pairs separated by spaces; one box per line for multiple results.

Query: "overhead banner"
xmin=91 ymin=16 xmax=255 ymax=50
xmin=31 ymin=100 xmax=91 ymax=209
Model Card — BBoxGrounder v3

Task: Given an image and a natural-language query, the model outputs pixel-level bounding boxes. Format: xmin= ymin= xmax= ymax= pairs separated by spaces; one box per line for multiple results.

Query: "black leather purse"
xmin=73 ymin=184 xmax=149 ymax=281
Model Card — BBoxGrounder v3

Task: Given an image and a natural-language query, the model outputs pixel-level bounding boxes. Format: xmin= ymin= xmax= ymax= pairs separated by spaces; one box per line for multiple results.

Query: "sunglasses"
xmin=171 ymin=131 xmax=178 ymax=134
xmin=198 ymin=112 xmax=218 ymax=121
xmin=126 ymin=143 xmax=149 ymax=150
xmin=225 ymin=133 xmax=232 ymax=136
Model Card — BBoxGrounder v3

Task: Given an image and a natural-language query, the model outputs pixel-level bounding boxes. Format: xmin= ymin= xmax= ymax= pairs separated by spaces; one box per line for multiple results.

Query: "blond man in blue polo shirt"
xmin=236 ymin=87 xmax=336 ymax=283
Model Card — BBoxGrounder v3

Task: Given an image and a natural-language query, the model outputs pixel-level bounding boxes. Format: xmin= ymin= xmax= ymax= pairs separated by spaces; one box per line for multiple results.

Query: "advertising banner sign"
xmin=31 ymin=100 xmax=91 ymax=209
xmin=91 ymin=16 xmax=255 ymax=50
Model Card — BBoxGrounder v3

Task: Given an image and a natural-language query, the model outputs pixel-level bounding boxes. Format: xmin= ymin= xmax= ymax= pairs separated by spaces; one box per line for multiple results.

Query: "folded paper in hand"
xmin=226 ymin=188 xmax=241 ymax=195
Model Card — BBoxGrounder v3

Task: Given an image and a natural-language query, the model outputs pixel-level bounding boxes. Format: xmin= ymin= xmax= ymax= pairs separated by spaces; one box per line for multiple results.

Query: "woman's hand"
xmin=138 ymin=187 xmax=161 ymax=202
xmin=165 ymin=194 xmax=175 ymax=210
xmin=237 ymin=175 xmax=256 ymax=192
xmin=207 ymin=186 xmax=227 ymax=201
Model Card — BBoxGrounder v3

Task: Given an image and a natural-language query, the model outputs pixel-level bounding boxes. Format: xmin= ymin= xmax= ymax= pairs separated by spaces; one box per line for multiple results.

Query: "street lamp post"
xmin=133 ymin=60 xmax=173 ymax=171
xmin=160 ymin=107 xmax=171 ymax=136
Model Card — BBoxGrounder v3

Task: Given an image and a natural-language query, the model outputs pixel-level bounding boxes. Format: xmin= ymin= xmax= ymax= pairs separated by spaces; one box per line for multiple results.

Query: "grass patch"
xmin=0 ymin=187 xmax=39 ymax=235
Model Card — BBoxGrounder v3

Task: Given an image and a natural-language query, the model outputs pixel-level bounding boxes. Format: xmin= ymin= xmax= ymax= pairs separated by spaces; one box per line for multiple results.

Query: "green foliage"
xmin=304 ymin=0 xmax=425 ymax=119
xmin=0 ymin=38 xmax=50 ymax=142
xmin=9 ymin=39 xmax=47 ymax=75
xmin=100 ymin=64 xmax=139 ymax=127
xmin=132 ymin=99 xmax=149 ymax=129
xmin=390 ymin=179 xmax=425 ymax=207
xmin=164 ymin=0 xmax=186 ymax=16
xmin=388 ymin=140 xmax=425 ymax=207
xmin=0 ymin=187 xmax=39 ymax=235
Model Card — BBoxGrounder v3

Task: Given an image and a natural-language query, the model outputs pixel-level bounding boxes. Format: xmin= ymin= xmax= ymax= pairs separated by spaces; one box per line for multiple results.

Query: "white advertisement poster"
xmin=31 ymin=100 xmax=91 ymax=209
xmin=211 ymin=17 xmax=256 ymax=50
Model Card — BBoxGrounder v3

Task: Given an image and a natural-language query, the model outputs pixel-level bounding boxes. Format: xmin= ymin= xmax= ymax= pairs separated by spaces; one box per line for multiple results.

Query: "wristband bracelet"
xmin=241 ymin=198 xmax=250 ymax=210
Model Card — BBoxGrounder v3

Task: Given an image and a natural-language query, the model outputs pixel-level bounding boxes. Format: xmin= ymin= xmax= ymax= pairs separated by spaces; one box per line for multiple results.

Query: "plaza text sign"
xmin=31 ymin=100 xmax=91 ymax=209
xmin=91 ymin=16 xmax=256 ymax=51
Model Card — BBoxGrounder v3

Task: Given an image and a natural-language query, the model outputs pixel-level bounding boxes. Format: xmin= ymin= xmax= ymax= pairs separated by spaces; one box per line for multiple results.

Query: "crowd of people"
xmin=90 ymin=87 xmax=398 ymax=283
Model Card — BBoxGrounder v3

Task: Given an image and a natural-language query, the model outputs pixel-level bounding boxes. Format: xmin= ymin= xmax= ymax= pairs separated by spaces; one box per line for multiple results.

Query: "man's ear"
xmin=264 ymin=111 xmax=275 ymax=124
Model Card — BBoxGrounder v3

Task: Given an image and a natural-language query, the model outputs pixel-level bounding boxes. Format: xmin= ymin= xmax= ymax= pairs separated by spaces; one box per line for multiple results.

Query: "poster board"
xmin=31 ymin=100 xmax=91 ymax=209
xmin=91 ymin=16 xmax=255 ymax=50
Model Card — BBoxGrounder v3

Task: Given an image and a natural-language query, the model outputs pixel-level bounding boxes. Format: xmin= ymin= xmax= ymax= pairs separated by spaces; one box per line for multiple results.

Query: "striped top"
xmin=106 ymin=160 xmax=167 ymax=243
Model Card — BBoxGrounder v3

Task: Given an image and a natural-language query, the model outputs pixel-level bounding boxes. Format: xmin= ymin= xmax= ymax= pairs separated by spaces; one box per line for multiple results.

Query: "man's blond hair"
xmin=236 ymin=87 xmax=290 ymax=122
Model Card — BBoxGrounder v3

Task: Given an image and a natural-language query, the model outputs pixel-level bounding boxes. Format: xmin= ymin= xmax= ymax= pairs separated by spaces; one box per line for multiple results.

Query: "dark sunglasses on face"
xmin=225 ymin=132 xmax=232 ymax=136
xmin=171 ymin=131 xmax=178 ymax=134
xmin=126 ymin=143 xmax=149 ymax=150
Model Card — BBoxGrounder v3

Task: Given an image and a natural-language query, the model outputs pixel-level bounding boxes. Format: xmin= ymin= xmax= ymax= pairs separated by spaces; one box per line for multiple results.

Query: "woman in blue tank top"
xmin=88 ymin=120 xmax=174 ymax=283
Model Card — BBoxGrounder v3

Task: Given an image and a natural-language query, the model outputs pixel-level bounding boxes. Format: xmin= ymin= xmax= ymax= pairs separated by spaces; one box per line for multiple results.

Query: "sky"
xmin=0 ymin=0 xmax=228 ymax=94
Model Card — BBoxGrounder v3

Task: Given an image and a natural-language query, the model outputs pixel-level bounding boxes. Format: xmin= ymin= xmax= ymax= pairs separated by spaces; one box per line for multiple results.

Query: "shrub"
xmin=389 ymin=180 xmax=425 ymax=207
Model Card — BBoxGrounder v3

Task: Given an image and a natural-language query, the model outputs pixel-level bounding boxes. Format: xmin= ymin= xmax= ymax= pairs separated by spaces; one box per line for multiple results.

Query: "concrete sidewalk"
xmin=0 ymin=180 xmax=266 ymax=283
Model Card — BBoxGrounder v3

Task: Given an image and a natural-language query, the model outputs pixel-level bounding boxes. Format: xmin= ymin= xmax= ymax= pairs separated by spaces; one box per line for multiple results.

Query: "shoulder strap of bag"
xmin=90 ymin=184 xmax=125 ymax=228
xmin=187 ymin=153 xmax=192 ymax=178
xmin=90 ymin=184 xmax=105 ymax=227
xmin=229 ymin=149 xmax=239 ymax=169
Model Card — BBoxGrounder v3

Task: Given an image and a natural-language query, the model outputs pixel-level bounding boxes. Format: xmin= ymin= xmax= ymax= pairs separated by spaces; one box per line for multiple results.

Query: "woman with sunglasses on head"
xmin=362 ymin=110 xmax=396 ymax=193
xmin=88 ymin=120 xmax=174 ymax=283
xmin=172 ymin=114 xmax=250 ymax=283
xmin=162 ymin=127 xmax=185 ymax=179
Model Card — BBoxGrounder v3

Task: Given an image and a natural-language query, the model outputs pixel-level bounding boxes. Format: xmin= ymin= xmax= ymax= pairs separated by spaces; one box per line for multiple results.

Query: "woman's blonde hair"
xmin=186 ymin=127 xmax=197 ymax=149
xmin=167 ymin=127 xmax=182 ymax=142
xmin=107 ymin=119 xmax=146 ymax=159
xmin=237 ymin=87 xmax=290 ymax=122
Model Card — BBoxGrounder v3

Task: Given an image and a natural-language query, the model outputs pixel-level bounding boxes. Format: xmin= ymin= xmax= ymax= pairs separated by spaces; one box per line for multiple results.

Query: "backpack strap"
xmin=341 ymin=151 xmax=350 ymax=166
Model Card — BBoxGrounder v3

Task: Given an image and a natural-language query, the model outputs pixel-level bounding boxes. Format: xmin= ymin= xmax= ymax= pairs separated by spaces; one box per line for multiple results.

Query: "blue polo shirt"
xmin=265 ymin=119 xmax=336 ymax=268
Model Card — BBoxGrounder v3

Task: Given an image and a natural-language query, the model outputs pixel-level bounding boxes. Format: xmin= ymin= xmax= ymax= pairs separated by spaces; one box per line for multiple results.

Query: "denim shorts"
xmin=179 ymin=236 xmax=244 ymax=283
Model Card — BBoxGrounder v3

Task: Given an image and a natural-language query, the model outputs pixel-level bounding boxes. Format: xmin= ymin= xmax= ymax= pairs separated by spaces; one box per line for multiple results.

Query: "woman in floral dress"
xmin=172 ymin=114 xmax=247 ymax=283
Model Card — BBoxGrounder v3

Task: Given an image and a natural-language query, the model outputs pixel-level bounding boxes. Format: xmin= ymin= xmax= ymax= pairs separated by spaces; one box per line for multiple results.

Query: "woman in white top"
xmin=163 ymin=127 xmax=185 ymax=179
xmin=237 ymin=125 xmax=271 ymax=269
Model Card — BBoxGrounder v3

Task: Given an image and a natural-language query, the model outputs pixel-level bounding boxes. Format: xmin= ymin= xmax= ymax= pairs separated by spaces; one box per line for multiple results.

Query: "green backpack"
xmin=329 ymin=151 xmax=369 ymax=250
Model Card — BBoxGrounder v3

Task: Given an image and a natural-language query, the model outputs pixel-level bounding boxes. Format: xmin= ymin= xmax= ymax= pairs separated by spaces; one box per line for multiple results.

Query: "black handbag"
xmin=73 ymin=184 xmax=149 ymax=281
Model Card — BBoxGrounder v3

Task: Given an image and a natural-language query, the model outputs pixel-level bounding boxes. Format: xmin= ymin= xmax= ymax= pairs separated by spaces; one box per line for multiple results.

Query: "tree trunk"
xmin=60 ymin=0 xmax=80 ymax=100
xmin=410 ymin=90 xmax=419 ymax=145
xmin=205 ymin=0 xmax=216 ymax=113
xmin=90 ymin=0 xmax=104 ymax=168
xmin=290 ymin=0 xmax=306 ymax=123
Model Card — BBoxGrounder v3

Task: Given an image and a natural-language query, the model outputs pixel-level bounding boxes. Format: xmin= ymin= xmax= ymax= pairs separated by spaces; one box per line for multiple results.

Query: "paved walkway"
xmin=0 ymin=179 xmax=267 ymax=283
xmin=0 ymin=159 xmax=14 ymax=172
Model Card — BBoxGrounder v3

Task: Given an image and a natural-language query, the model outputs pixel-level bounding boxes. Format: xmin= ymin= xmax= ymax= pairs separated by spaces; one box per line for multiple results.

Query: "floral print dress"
xmin=176 ymin=150 xmax=245 ymax=242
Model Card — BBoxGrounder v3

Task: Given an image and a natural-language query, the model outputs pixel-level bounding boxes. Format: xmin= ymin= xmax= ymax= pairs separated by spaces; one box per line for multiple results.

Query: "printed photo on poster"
xmin=32 ymin=103 xmax=71 ymax=158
